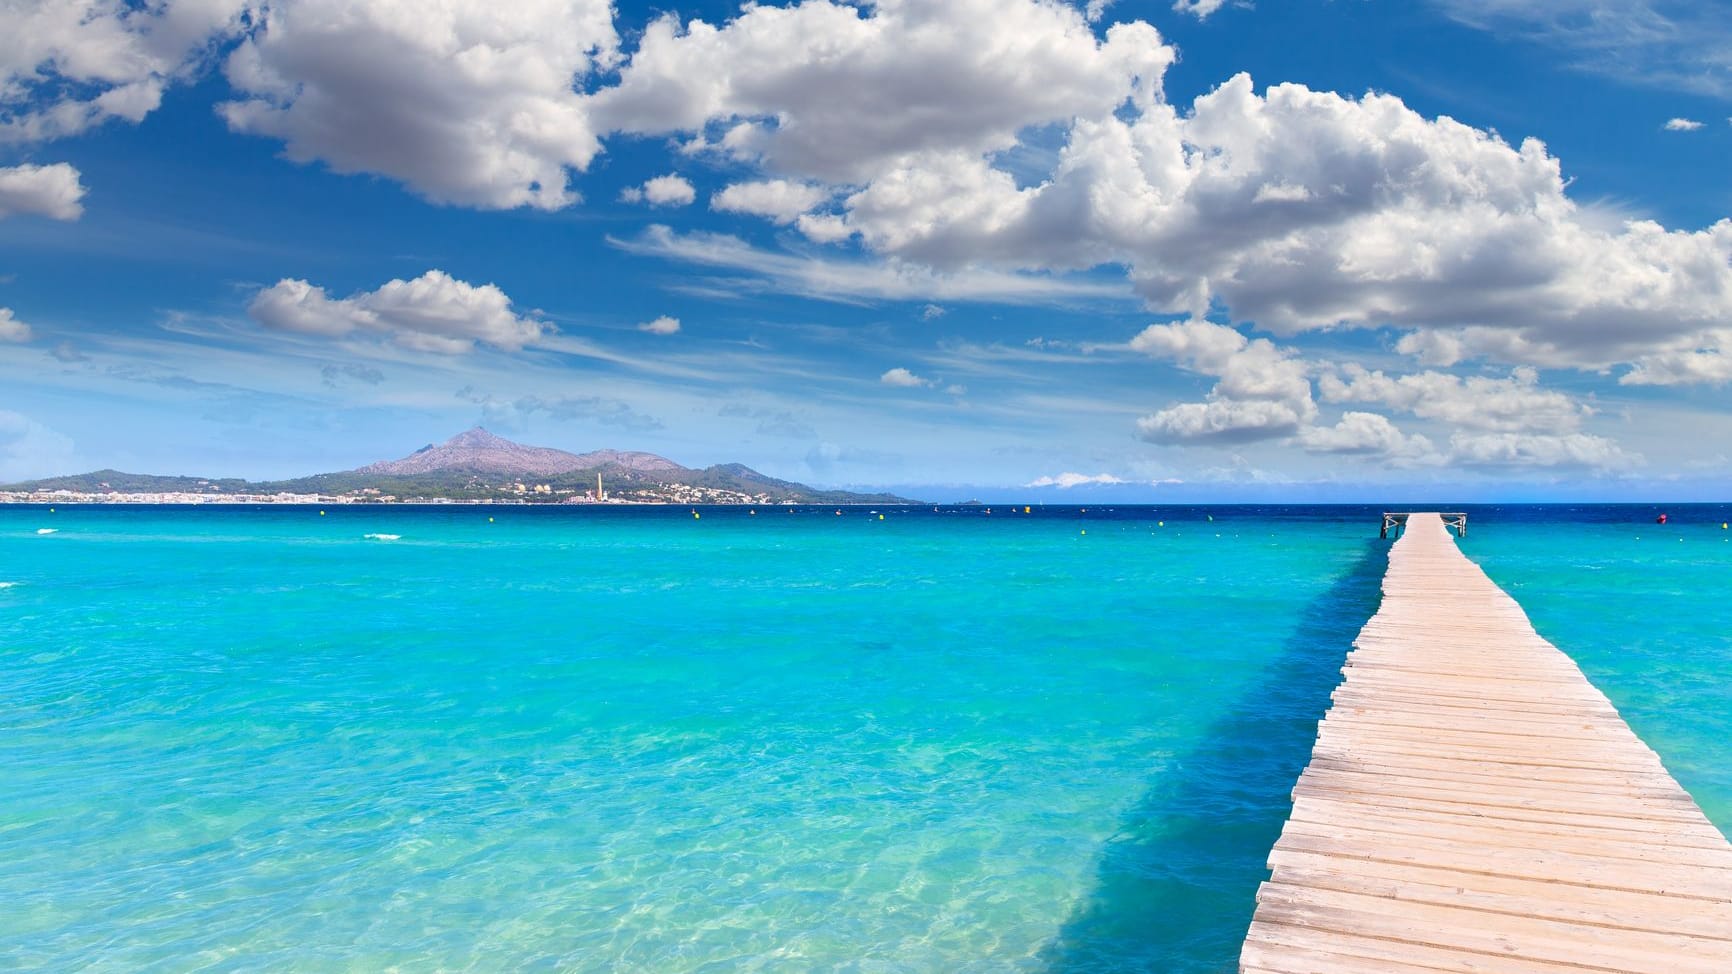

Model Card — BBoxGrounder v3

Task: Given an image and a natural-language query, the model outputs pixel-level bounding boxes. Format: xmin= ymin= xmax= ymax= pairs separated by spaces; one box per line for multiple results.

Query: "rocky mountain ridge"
xmin=359 ymin=428 xmax=687 ymax=478
xmin=3 ymin=428 xmax=916 ymax=505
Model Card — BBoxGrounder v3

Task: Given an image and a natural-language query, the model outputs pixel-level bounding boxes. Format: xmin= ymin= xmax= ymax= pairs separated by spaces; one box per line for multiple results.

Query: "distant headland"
xmin=0 ymin=427 xmax=918 ymax=506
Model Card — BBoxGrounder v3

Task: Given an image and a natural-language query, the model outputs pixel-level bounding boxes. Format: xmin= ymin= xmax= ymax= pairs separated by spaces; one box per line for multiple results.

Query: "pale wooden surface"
xmin=1240 ymin=513 xmax=1732 ymax=973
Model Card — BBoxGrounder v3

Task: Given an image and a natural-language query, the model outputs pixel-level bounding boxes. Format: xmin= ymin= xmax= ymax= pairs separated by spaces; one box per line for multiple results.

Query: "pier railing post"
xmin=1384 ymin=511 xmax=1467 ymax=538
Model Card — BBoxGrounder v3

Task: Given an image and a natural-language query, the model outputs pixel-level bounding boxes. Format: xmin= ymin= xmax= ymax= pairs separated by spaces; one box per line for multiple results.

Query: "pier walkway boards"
xmin=1240 ymin=513 xmax=1732 ymax=973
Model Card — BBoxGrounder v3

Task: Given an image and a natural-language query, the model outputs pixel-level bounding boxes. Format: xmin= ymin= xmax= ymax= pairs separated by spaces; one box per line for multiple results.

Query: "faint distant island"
xmin=0 ymin=427 xmax=917 ymax=506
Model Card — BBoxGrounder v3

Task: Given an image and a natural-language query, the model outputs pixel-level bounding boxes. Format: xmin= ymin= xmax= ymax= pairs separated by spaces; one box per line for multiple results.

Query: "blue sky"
xmin=2 ymin=0 xmax=1730 ymax=500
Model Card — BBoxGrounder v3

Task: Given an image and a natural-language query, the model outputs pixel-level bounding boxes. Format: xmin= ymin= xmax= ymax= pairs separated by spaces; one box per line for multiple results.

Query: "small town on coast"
xmin=0 ymin=428 xmax=909 ymax=507
xmin=0 ymin=483 xmax=785 ymax=506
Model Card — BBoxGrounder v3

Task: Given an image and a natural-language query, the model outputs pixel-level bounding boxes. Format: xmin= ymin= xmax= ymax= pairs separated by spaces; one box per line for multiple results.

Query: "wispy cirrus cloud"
xmin=320 ymin=363 xmax=383 ymax=387
xmin=718 ymin=403 xmax=817 ymax=439
xmin=610 ymin=225 xmax=1130 ymax=306
xmin=456 ymin=386 xmax=663 ymax=432
xmin=1432 ymin=1 xmax=1732 ymax=98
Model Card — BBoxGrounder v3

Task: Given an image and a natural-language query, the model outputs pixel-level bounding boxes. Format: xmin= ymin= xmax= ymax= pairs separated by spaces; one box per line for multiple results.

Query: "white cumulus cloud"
xmin=1448 ymin=431 xmax=1636 ymax=470
xmin=1319 ymin=364 xmax=1589 ymax=434
xmin=880 ymin=367 xmax=933 ymax=388
xmin=1138 ymin=398 xmax=1311 ymax=445
xmin=1621 ymin=332 xmax=1732 ymax=386
xmin=621 ymin=174 xmax=696 ymax=207
xmin=833 ymin=73 xmax=1732 ymax=375
xmin=220 ymin=0 xmax=617 ymax=210
xmin=711 ymin=179 xmax=831 ymax=224
xmin=1173 ymin=0 xmax=1230 ymax=20
xmin=1298 ymin=411 xmax=1437 ymax=460
xmin=1026 ymin=471 xmax=1127 ymax=488
xmin=1126 ymin=318 xmax=1623 ymax=465
xmin=591 ymin=0 xmax=1172 ymax=184
xmin=0 ymin=162 xmax=86 ymax=219
xmin=1131 ymin=320 xmax=1317 ymax=444
xmin=587 ymin=9 xmax=1731 ymax=383
xmin=638 ymin=315 xmax=681 ymax=335
xmin=1306 ymin=361 xmax=1629 ymax=467
xmin=0 ymin=307 xmax=32 ymax=342
xmin=248 ymin=270 xmax=547 ymax=353
xmin=0 ymin=0 xmax=252 ymax=143
xmin=1664 ymin=117 xmax=1704 ymax=131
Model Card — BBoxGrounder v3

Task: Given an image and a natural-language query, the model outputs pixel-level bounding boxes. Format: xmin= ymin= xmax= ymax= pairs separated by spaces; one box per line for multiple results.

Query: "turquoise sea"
xmin=3 ymin=504 xmax=1728 ymax=972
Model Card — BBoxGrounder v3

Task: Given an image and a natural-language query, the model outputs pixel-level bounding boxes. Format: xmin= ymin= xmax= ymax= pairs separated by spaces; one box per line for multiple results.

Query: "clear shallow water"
xmin=0 ymin=504 xmax=1726 ymax=972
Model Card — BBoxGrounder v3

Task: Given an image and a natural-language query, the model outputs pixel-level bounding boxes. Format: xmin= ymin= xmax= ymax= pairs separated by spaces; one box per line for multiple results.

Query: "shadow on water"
xmin=1036 ymin=540 xmax=1389 ymax=974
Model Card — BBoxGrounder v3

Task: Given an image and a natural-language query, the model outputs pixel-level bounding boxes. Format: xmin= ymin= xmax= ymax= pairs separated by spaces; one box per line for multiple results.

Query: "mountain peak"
xmin=356 ymin=428 xmax=687 ymax=479
xmin=444 ymin=426 xmax=512 ymax=449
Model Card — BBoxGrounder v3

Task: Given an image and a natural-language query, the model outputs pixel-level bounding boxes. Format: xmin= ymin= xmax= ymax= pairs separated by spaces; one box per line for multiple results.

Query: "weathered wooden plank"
xmin=1246 ymin=919 xmax=1608 ymax=974
xmin=1302 ymin=755 xmax=1696 ymax=803
xmin=1241 ymin=512 xmax=1732 ymax=972
xmin=1291 ymin=768 xmax=1709 ymax=823
xmin=1276 ymin=813 xmax=1732 ymax=875
xmin=1313 ymin=718 xmax=1665 ymax=765
xmin=1267 ymin=852 xmax=1732 ymax=941
xmin=1327 ymin=687 xmax=1620 ymax=719
xmin=1284 ymin=787 xmax=1732 ymax=843
xmin=1241 ymin=934 xmax=1575 ymax=974
xmin=1256 ymin=882 xmax=1732 ymax=974
xmin=1319 ymin=709 xmax=1645 ymax=744
xmin=1289 ymin=795 xmax=1731 ymax=852
xmin=1323 ymin=669 xmax=1615 ymax=703
xmin=1309 ymin=732 xmax=1668 ymax=774
xmin=1309 ymin=745 xmax=1670 ymax=783
xmin=1269 ymin=828 xmax=1732 ymax=901
xmin=1306 ymin=746 xmax=1683 ymax=788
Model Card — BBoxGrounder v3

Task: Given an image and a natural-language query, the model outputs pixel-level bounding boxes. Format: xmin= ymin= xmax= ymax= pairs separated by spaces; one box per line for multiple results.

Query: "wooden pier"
xmin=1241 ymin=513 xmax=1732 ymax=973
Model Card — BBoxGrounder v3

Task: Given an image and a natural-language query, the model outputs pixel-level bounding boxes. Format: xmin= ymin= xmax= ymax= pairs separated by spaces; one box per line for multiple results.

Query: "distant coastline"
xmin=0 ymin=491 xmax=901 ymax=506
xmin=0 ymin=427 xmax=920 ymax=507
